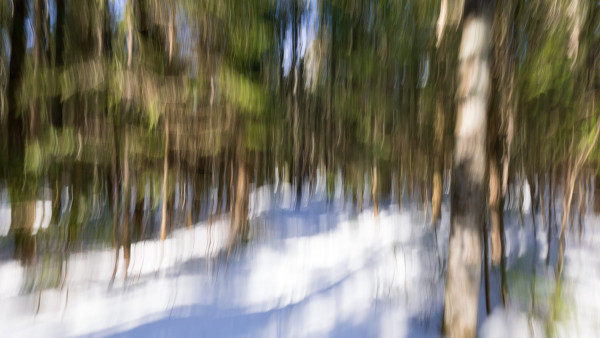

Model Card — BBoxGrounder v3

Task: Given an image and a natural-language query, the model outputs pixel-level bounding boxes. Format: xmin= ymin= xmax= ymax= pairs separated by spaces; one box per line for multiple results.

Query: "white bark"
xmin=443 ymin=6 xmax=492 ymax=337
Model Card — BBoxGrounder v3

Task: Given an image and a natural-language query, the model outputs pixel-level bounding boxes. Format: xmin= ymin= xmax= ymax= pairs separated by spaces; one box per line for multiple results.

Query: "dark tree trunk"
xmin=11 ymin=201 xmax=37 ymax=265
xmin=52 ymin=0 xmax=65 ymax=127
xmin=7 ymin=0 xmax=34 ymax=266
xmin=228 ymin=130 xmax=249 ymax=254
xmin=372 ymin=163 xmax=379 ymax=218
xmin=594 ymin=173 xmax=600 ymax=213
xmin=8 ymin=0 xmax=27 ymax=142
xmin=483 ymin=215 xmax=491 ymax=315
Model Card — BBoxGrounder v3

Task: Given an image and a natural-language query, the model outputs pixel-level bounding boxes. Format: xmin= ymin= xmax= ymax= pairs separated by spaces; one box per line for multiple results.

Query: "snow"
xmin=0 ymin=180 xmax=599 ymax=337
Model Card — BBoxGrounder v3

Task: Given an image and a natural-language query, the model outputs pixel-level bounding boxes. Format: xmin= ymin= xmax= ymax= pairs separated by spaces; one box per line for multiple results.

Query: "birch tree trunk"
xmin=443 ymin=1 xmax=493 ymax=336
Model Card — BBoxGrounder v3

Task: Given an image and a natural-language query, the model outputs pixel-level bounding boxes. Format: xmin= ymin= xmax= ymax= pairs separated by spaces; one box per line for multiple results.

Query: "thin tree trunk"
xmin=161 ymin=117 xmax=170 ymax=241
xmin=121 ymin=128 xmax=131 ymax=281
xmin=483 ymin=215 xmax=491 ymax=315
xmin=134 ymin=193 xmax=144 ymax=240
xmin=372 ymin=163 xmax=379 ymax=218
xmin=594 ymin=173 xmax=600 ymax=213
xmin=577 ymin=176 xmax=585 ymax=243
xmin=530 ymin=184 xmax=538 ymax=318
xmin=488 ymin=104 xmax=504 ymax=266
xmin=397 ymin=166 xmax=403 ymax=213
xmin=352 ymin=167 xmax=358 ymax=208
xmin=216 ymin=158 xmax=225 ymax=215
xmin=52 ymin=0 xmax=65 ymax=127
xmin=109 ymin=106 xmax=121 ymax=288
xmin=540 ymin=173 xmax=547 ymax=229
xmin=432 ymin=95 xmax=444 ymax=223
xmin=519 ymin=175 xmax=525 ymax=226
xmin=31 ymin=0 xmax=46 ymax=138
xmin=227 ymin=153 xmax=234 ymax=213
xmin=8 ymin=0 xmax=27 ymax=141
xmin=168 ymin=0 xmax=175 ymax=64
xmin=358 ymin=169 xmax=364 ymax=213
xmin=546 ymin=166 xmax=555 ymax=267
xmin=422 ymin=176 xmax=429 ymax=219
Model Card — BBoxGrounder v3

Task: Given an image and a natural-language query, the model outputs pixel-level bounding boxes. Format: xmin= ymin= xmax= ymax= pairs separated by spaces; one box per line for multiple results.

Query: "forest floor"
xmin=0 ymin=182 xmax=599 ymax=337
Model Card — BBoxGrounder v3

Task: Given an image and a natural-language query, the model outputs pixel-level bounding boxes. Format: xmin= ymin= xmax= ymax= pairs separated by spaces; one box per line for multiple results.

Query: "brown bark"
xmin=160 ymin=117 xmax=170 ymax=241
xmin=397 ymin=167 xmax=403 ymax=213
xmin=122 ymin=128 xmax=131 ymax=280
xmin=432 ymin=95 xmax=444 ymax=223
xmin=372 ymin=164 xmax=379 ymax=218
xmin=134 ymin=195 xmax=144 ymax=240
xmin=421 ymin=178 xmax=429 ymax=219
xmin=228 ymin=133 xmax=249 ymax=254
xmin=227 ymin=154 xmax=234 ymax=213
xmin=168 ymin=0 xmax=175 ymax=64
xmin=488 ymin=106 xmax=503 ymax=266
xmin=216 ymin=158 xmax=225 ymax=215
xmin=358 ymin=170 xmax=364 ymax=213
xmin=351 ymin=167 xmax=358 ymax=209
xmin=11 ymin=201 xmax=37 ymax=265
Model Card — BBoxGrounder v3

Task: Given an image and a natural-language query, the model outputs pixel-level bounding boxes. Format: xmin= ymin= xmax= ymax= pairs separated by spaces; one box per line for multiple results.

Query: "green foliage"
xmin=246 ymin=121 xmax=267 ymax=151
xmin=219 ymin=65 xmax=268 ymax=115
xmin=524 ymin=27 xmax=572 ymax=103
xmin=24 ymin=140 xmax=43 ymax=174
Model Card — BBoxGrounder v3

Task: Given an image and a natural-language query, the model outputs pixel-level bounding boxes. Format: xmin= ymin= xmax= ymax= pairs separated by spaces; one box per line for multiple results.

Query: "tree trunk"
xmin=546 ymin=165 xmax=555 ymax=267
xmin=443 ymin=1 xmax=493 ymax=336
xmin=432 ymin=95 xmax=444 ymax=223
xmin=540 ymin=173 xmax=547 ymax=229
xmin=397 ymin=166 xmax=403 ymax=213
xmin=11 ymin=201 xmax=37 ymax=265
xmin=216 ymin=157 xmax=225 ymax=215
xmin=594 ymin=173 xmax=600 ymax=213
xmin=52 ymin=0 xmax=65 ymax=127
xmin=372 ymin=163 xmax=379 ymax=218
xmin=122 ymin=128 xmax=131 ymax=281
xmin=227 ymin=153 xmax=234 ymax=213
xmin=577 ymin=175 xmax=585 ymax=243
xmin=229 ymin=132 xmax=249 ymax=253
xmin=488 ymin=102 xmax=504 ymax=267
xmin=7 ymin=0 xmax=33 ymax=266
xmin=134 ymin=194 xmax=144 ymax=240
xmin=8 ymin=0 xmax=26 ymax=142
xmin=483 ymin=215 xmax=491 ymax=315
xmin=160 ymin=117 xmax=170 ymax=241
xmin=31 ymin=0 xmax=46 ymax=138
xmin=358 ymin=169 xmax=364 ymax=213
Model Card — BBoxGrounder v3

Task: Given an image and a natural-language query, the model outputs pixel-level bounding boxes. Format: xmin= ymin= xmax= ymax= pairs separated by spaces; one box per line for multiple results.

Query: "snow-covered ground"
xmin=0 ymin=181 xmax=599 ymax=337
